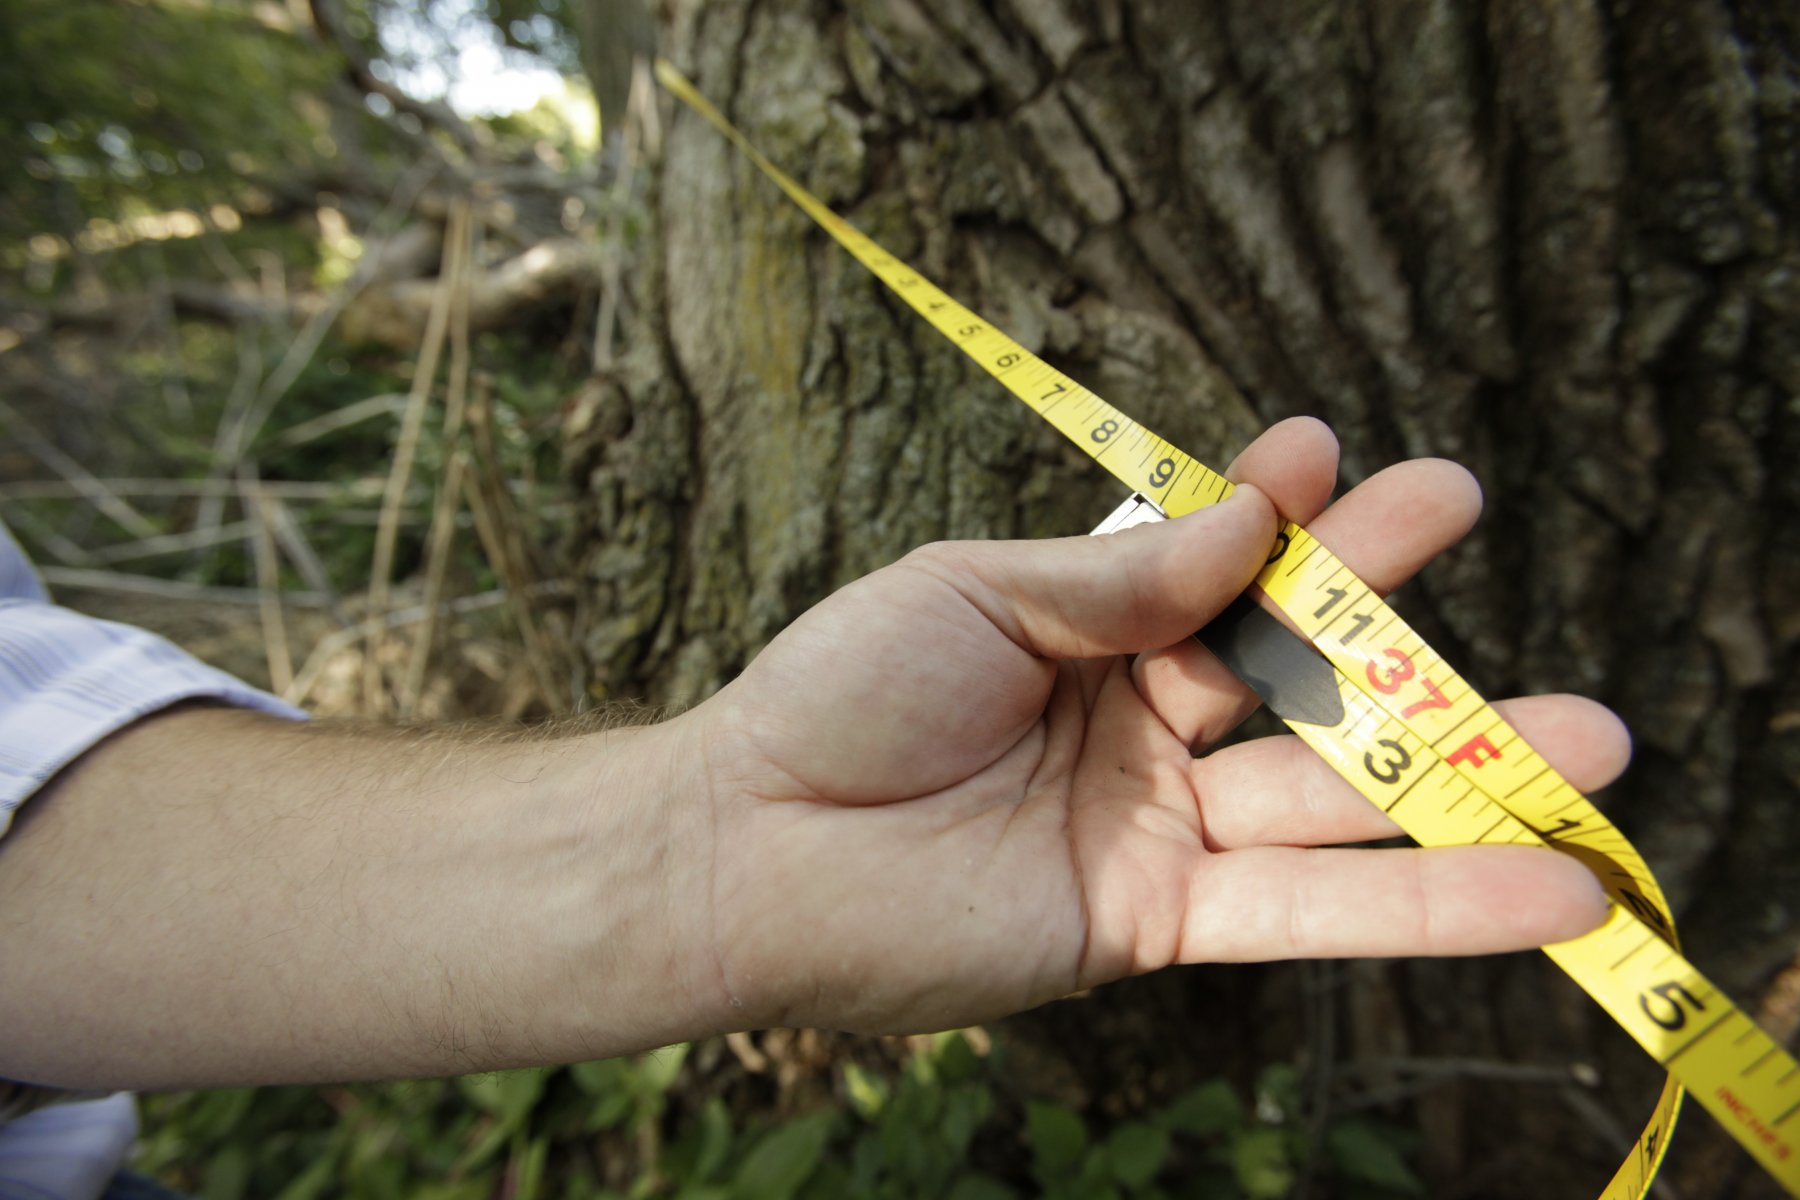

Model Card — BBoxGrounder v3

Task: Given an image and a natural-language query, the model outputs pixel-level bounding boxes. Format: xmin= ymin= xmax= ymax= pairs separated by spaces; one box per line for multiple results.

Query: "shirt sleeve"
xmin=0 ymin=520 xmax=307 ymax=836
xmin=0 ymin=598 xmax=309 ymax=836
xmin=0 ymin=523 xmax=308 ymax=1141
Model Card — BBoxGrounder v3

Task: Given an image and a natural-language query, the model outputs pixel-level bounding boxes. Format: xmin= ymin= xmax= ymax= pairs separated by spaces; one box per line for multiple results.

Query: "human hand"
xmin=679 ymin=418 xmax=1623 ymax=1037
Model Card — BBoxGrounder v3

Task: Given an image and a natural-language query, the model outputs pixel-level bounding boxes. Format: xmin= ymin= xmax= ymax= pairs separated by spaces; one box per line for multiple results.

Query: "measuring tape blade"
xmin=656 ymin=58 xmax=1800 ymax=1195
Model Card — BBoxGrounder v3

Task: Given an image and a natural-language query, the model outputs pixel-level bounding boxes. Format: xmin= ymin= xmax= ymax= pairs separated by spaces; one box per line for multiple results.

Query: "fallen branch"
xmin=0 ymin=398 xmax=160 ymax=539
xmin=364 ymin=199 xmax=468 ymax=713
xmin=402 ymin=207 xmax=480 ymax=717
xmin=89 ymin=520 xmax=257 ymax=565
xmin=342 ymin=238 xmax=606 ymax=350
xmin=40 ymin=567 xmax=333 ymax=608
xmin=284 ymin=580 xmax=571 ymax=708
xmin=243 ymin=475 xmax=295 ymax=695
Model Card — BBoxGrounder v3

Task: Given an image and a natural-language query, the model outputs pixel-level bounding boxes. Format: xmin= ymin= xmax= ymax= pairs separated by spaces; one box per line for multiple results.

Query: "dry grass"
xmin=0 ymin=179 xmax=577 ymax=728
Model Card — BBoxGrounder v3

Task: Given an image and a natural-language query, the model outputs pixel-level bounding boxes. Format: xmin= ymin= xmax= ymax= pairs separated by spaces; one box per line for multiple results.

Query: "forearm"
xmin=0 ymin=705 xmax=725 ymax=1090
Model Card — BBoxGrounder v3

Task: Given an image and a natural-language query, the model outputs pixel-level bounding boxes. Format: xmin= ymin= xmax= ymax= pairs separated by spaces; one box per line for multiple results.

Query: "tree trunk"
xmin=565 ymin=2 xmax=1800 ymax=1194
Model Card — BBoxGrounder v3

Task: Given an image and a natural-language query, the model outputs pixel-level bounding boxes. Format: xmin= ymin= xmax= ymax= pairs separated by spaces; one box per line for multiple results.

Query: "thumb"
xmin=920 ymin=485 xmax=1278 ymax=660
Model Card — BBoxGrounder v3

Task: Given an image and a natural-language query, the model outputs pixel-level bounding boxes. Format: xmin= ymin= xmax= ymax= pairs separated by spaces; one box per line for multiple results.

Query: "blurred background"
xmin=2 ymin=1 xmax=1796 ymax=1197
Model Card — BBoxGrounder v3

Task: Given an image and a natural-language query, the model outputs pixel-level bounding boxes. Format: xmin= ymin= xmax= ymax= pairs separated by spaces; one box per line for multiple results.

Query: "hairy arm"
xmin=0 ymin=705 xmax=724 ymax=1091
xmin=0 ymin=421 xmax=1620 ymax=1093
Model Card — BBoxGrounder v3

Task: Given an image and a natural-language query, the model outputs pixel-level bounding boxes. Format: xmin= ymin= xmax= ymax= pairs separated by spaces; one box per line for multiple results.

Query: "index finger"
xmin=1133 ymin=453 xmax=1484 ymax=750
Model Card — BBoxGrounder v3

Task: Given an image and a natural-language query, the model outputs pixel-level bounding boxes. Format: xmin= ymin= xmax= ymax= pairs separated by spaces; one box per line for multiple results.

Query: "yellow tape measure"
xmin=654 ymin=58 xmax=1800 ymax=1196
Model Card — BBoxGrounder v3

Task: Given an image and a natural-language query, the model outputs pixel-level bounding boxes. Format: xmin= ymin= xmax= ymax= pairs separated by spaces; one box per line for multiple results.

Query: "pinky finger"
xmin=1180 ymin=844 xmax=1610 ymax=962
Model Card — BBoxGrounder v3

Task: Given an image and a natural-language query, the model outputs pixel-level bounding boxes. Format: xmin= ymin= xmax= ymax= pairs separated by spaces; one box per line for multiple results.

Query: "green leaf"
xmin=457 ymin=1069 xmax=546 ymax=1120
xmin=638 ymin=1042 xmax=691 ymax=1094
xmin=505 ymin=1069 xmax=550 ymax=1119
xmin=941 ymin=1084 xmax=995 ymax=1158
xmin=1105 ymin=1123 xmax=1170 ymax=1189
xmin=571 ymin=1058 xmax=636 ymax=1130
xmin=846 ymin=1132 xmax=884 ymax=1191
xmin=270 ymin=1152 xmax=338 ymax=1200
xmin=1160 ymin=1079 xmax=1244 ymax=1139
xmin=945 ymin=1174 xmax=1015 ymax=1200
xmin=1026 ymin=1102 xmax=1088 ymax=1178
xmin=513 ymin=1134 xmax=551 ymax=1200
xmin=794 ymin=1159 xmax=852 ymax=1200
xmin=1230 ymin=1128 xmax=1296 ymax=1200
xmin=932 ymin=1030 xmax=982 ymax=1083
xmin=347 ymin=1143 xmax=409 ymax=1200
xmin=842 ymin=1061 xmax=888 ymax=1121
xmin=571 ymin=1057 xmax=633 ymax=1097
xmin=693 ymin=1097 xmax=735 ymax=1183
xmin=1076 ymin=1148 xmax=1115 ymax=1194
xmin=214 ymin=1090 xmax=262 ymax=1136
xmin=411 ymin=1182 xmax=494 ymax=1200
xmin=590 ymin=1087 xmax=635 ymax=1132
xmin=200 ymin=1143 xmax=253 ymax=1200
xmin=455 ymin=1118 xmax=515 ymax=1175
xmin=1326 ymin=1120 xmax=1425 ymax=1195
xmin=733 ymin=1111 xmax=836 ymax=1200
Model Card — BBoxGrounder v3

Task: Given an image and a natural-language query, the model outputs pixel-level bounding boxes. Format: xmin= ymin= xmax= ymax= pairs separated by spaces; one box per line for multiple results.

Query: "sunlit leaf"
xmin=842 ymin=1061 xmax=888 ymax=1122
xmin=638 ymin=1042 xmax=690 ymax=1094
xmin=1230 ymin=1127 xmax=1296 ymax=1200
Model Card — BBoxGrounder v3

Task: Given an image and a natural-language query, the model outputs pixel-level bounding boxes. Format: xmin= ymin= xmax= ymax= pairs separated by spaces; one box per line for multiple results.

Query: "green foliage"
xmin=0 ymin=0 xmax=351 ymax=253
xmin=1160 ymin=1078 xmax=1243 ymax=1139
xmin=138 ymin=1037 xmax=1426 ymax=1200
xmin=835 ymin=1032 xmax=1000 ymax=1199
xmin=572 ymin=1043 xmax=688 ymax=1134
xmin=0 ymin=0 xmax=594 ymax=289
xmin=1106 ymin=1124 xmax=1171 ymax=1190
xmin=735 ymin=1112 xmax=835 ymax=1200
xmin=1325 ymin=1121 xmax=1425 ymax=1197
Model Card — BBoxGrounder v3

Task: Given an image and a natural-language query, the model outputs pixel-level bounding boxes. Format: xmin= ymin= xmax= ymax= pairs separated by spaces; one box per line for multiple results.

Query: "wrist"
xmin=531 ymin=710 xmax=738 ymax=1060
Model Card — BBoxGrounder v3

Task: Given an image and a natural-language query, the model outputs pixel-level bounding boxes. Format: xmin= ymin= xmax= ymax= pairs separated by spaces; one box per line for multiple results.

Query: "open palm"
xmin=689 ymin=419 xmax=1623 ymax=1035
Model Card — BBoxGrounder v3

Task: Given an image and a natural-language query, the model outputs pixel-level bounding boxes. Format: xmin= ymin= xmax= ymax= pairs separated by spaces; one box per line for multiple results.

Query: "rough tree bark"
xmin=564 ymin=2 xmax=1800 ymax=1195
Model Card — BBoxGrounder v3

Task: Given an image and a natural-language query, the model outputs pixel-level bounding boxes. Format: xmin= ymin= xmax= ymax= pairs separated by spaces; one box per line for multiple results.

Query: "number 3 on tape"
xmin=656 ymin=58 xmax=1800 ymax=1197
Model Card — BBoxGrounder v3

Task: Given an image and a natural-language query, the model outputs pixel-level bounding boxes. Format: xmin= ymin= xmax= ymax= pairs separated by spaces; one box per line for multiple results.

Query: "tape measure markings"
xmin=1270 ymin=552 xmax=1681 ymax=936
xmin=657 ymin=59 xmax=1800 ymax=1194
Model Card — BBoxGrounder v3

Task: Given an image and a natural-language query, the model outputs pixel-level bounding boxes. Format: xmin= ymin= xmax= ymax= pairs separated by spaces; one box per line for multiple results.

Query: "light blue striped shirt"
xmin=0 ymin=521 xmax=304 ymax=1199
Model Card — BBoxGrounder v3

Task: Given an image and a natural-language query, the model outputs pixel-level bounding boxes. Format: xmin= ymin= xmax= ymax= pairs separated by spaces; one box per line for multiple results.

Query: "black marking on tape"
xmin=1506 ymin=764 xmax=1554 ymax=798
xmin=1613 ymin=934 xmax=1656 ymax=970
xmin=1430 ymin=707 xmax=1482 ymax=748
xmin=1663 ymin=1010 xmax=1733 ymax=1066
xmin=1197 ymin=596 xmax=1344 ymax=728
xmin=1384 ymin=759 xmax=1438 ymax=812
xmin=1283 ymin=540 xmax=1325 ymax=577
